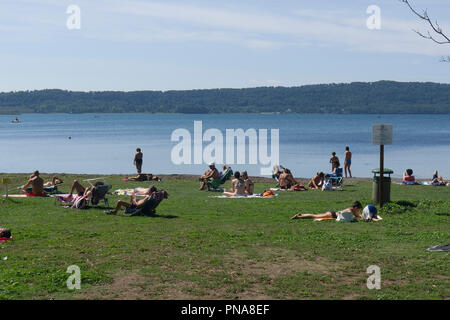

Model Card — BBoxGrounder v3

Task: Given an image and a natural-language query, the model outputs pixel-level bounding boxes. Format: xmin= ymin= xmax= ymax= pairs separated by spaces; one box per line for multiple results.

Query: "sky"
xmin=0 ymin=0 xmax=449 ymax=92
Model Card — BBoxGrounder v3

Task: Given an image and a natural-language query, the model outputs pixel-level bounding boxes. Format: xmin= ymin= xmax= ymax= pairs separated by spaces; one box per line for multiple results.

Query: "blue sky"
xmin=1 ymin=0 xmax=449 ymax=91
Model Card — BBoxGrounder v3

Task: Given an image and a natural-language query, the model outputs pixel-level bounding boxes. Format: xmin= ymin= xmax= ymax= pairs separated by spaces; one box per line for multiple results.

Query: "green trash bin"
xmin=372 ymin=168 xmax=393 ymax=204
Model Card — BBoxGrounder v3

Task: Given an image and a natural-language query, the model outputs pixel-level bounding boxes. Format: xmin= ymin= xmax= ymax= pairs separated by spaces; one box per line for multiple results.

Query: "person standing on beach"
xmin=134 ymin=148 xmax=143 ymax=174
xmin=344 ymin=146 xmax=352 ymax=178
xmin=329 ymin=152 xmax=340 ymax=173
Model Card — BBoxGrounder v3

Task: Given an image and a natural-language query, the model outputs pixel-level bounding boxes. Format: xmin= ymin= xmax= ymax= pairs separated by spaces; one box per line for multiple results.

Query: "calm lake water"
xmin=1 ymin=113 xmax=449 ymax=179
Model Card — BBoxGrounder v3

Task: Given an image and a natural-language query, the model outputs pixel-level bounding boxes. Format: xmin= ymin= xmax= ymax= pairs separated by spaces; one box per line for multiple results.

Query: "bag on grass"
xmin=322 ymin=179 xmax=333 ymax=191
xmin=0 ymin=228 xmax=11 ymax=238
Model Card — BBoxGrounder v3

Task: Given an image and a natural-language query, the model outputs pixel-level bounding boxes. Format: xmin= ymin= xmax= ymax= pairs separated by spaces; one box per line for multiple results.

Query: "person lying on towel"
xmin=43 ymin=176 xmax=63 ymax=187
xmin=20 ymin=170 xmax=47 ymax=197
xmin=291 ymin=201 xmax=363 ymax=221
xmin=65 ymin=180 xmax=103 ymax=205
xmin=223 ymin=171 xmax=247 ymax=197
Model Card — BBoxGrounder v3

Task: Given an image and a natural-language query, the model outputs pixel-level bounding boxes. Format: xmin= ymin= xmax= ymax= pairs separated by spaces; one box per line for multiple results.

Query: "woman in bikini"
xmin=279 ymin=168 xmax=297 ymax=189
xmin=223 ymin=171 xmax=247 ymax=197
xmin=291 ymin=201 xmax=363 ymax=220
xmin=241 ymin=171 xmax=254 ymax=195
xmin=308 ymin=172 xmax=324 ymax=189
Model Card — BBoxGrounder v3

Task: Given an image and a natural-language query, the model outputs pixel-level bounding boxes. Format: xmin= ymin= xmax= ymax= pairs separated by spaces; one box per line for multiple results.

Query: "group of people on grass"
xmin=402 ymin=169 xmax=447 ymax=185
xmin=199 ymin=162 xmax=254 ymax=196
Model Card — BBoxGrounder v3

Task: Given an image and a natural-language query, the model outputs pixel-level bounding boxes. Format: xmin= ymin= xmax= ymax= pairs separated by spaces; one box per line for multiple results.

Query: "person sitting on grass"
xmin=66 ymin=180 xmax=104 ymax=205
xmin=199 ymin=162 xmax=220 ymax=190
xmin=43 ymin=176 xmax=63 ymax=187
xmin=20 ymin=170 xmax=46 ymax=197
xmin=308 ymin=172 xmax=325 ymax=190
xmin=430 ymin=170 xmax=445 ymax=185
xmin=403 ymin=169 xmax=417 ymax=184
xmin=291 ymin=201 xmax=363 ymax=221
xmin=105 ymin=186 xmax=157 ymax=215
xmin=223 ymin=171 xmax=247 ymax=197
xmin=241 ymin=171 xmax=254 ymax=195
xmin=279 ymin=168 xmax=297 ymax=189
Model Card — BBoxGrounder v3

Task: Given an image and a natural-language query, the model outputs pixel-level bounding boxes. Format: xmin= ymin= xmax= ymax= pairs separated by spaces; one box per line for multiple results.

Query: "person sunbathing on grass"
xmin=291 ymin=201 xmax=363 ymax=221
xmin=66 ymin=180 xmax=103 ymax=205
xmin=223 ymin=171 xmax=247 ymax=197
xmin=105 ymin=186 xmax=157 ymax=215
xmin=279 ymin=168 xmax=297 ymax=189
xmin=20 ymin=170 xmax=46 ymax=197
xmin=308 ymin=172 xmax=325 ymax=190
xmin=403 ymin=169 xmax=416 ymax=183
xmin=430 ymin=170 xmax=445 ymax=185
xmin=43 ymin=176 xmax=63 ymax=187
xmin=128 ymin=173 xmax=161 ymax=182
xmin=241 ymin=171 xmax=254 ymax=195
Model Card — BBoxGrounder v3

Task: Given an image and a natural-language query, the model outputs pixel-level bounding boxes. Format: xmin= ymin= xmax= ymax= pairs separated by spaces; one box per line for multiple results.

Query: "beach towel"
xmin=395 ymin=182 xmax=420 ymax=185
xmin=114 ymin=188 xmax=150 ymax=196
xmin=56 ymin=194 xmax=87 ymax=209
xmin=421 ymin=181 xmax=445 ymax=186
xmin=427 ymin=244 xmax=450 ymax=252
xmin=291 ymin=184 xmax=307 ymax=191
xmin=214 ymin=193 xmax=279 ymax=198
xmin=0 ymin=237 xmax=12 ymax=243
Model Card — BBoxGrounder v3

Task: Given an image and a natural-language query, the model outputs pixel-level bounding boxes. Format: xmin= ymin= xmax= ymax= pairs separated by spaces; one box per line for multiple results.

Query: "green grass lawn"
xmin=0 ymin=174 xmax=449 ymax=300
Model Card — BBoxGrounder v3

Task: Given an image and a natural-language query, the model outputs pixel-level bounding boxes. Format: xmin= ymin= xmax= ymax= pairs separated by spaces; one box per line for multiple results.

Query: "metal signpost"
xmin=1 ymin=178 xmax=12 ymax=200
xmin=372 ymin=124 xmax=393 ymax=207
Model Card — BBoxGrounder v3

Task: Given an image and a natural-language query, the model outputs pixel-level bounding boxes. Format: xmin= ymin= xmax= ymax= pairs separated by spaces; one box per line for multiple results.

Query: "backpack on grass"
xmin=0 ymin=228 xmax=11 ymax=238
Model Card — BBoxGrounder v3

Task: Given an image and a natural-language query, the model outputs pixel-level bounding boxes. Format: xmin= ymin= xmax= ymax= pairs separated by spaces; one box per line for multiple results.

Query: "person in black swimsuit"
xmin=291 ymin=201 xmax=362 ymax=220
xmin=134 ymin=148 xmax=143 ymax=174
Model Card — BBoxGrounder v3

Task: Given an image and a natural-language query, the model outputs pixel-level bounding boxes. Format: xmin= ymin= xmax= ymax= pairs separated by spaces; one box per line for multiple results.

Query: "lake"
xmin=1 ymin=113 xmax=449 ymax=179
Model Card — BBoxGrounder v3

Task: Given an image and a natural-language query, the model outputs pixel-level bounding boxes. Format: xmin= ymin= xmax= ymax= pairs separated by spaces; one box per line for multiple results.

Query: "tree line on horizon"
xmin=0 ymin=81 xmax=449 ymax=114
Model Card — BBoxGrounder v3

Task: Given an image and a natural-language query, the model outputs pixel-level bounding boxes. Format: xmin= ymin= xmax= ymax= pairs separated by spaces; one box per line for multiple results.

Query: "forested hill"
xmin=1 ymin=81 xmax=449 ymax=114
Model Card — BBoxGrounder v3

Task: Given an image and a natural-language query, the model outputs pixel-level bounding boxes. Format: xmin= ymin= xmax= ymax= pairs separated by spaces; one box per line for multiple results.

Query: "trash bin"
xmin=372 ymin=168 xmax=393 ymax=204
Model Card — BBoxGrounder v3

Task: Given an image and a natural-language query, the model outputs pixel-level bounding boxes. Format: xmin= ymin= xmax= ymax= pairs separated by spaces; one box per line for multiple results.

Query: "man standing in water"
xmin=344 ymin=146 xmax=352 ymax=178
xmin=134 ymin=148 xmax=143 ymax=174
xmin=21 ymin=170 xmax=46 ymax=197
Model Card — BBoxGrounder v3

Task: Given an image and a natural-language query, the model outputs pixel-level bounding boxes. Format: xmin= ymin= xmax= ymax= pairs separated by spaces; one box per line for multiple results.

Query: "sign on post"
xmin=2 ymin=178 xmax=12 ymax=200
xmin=372 ymin=124 xmax=393 ymax=145
xmin=372 ymin=124 xmax=393 ymax=208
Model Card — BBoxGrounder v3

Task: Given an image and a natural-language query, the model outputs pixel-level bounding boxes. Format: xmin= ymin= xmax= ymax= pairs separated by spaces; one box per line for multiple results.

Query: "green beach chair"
xmin=207 ymin=167 xmax=233 ymax=191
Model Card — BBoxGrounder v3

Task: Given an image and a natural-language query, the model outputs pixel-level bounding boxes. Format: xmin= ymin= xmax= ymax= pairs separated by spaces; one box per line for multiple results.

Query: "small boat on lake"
xmin=11 ymin=117 xmax=21 ymax=123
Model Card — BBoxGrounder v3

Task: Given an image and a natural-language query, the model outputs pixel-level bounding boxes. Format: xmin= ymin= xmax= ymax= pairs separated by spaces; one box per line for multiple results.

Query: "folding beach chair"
xmin=207 ymin=167 xmax=233 ymax=191
xmin=125 ymin=190 xmax=169 ymax=216
xmin=327 ymin=168 xmax=343 ymax=187
xmin=88 ymin=183 xmax=112 ymax=208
